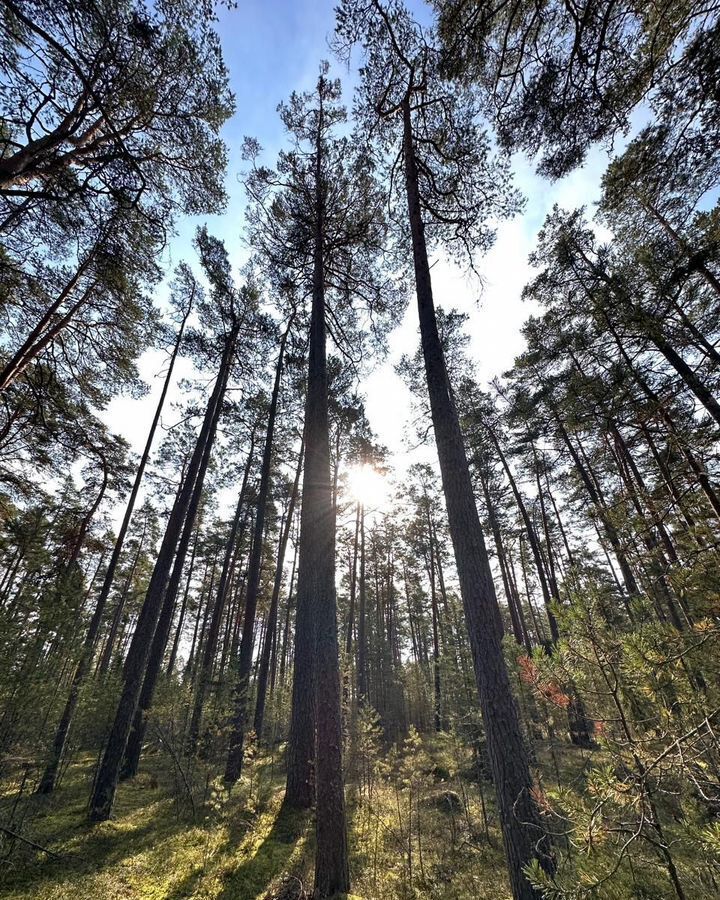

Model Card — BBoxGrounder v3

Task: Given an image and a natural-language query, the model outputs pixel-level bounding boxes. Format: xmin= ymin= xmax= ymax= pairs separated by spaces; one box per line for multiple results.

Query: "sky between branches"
xmin=103 ymin=0 xmax=622 ymax=496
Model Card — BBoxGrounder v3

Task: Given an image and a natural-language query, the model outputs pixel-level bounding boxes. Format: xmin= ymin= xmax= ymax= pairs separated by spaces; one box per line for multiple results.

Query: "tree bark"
xmin=401 ymin=96 xmax=550 ymax=899
xmin=224 ymin=320 xmax=291 ymax=783
xmin=88 ymin=331 xmax=233 ymax=822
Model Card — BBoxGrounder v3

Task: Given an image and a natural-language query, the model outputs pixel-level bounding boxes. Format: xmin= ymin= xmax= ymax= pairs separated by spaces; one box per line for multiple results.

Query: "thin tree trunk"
xmin=278 ymin=532 xmax=299 ymax=688
xmin=640 ymin=422 xmax=699 ymax=536
xmin=604 ymin=316 xmax=720 ymax=520
xmin=543 ymin=469 xmax=575 ymax=567
xmin=224 ymin=318 xmax=292 ymax=782
xmin=254 ymin=440 xmax=303 ymax=739
xmin=122 ymin=358 xmax=229 ymax=778
xmin=491 ymin=431 xmax=559 ymax=644
xmin=429 ymin=553 xmax=442 ymax=733
xmin=479 ymin=472 xmax=531 ymax=652
xmin=554 ymin=413 xmax=639 ymax=599
xmin=609 ymin=422 xmax=680 ymax=566
xmin=34 ymin=458 xmax=110 ymax=794
xmin=36 ymin=306 xmax=190 ymax=795
xmin=97 ymin=524 xmax=147 ymax=677
xmin=88 ymin=331 xmax=233 ymax=822
xmin=346 ymin=502 xmax=361 ymax=658
xmin=166 ymin=523 xmax=200 ymax=677
xmin=640 ymin=196 xmax=720 ymax=301
xmin=186 ymin=553 xmax=219 ymax=685
xmin=188 ymin=434 xmax=256 ymax=751
xmin=357 ymin=503 xmax=368 ymax=702
xmin=0 ymin=233 xmax=111 ymax=390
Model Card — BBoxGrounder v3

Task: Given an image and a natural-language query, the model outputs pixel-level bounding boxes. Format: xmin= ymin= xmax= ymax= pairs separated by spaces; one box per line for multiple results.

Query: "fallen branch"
xmin=0 ymin=824 xmax=62 ymax=858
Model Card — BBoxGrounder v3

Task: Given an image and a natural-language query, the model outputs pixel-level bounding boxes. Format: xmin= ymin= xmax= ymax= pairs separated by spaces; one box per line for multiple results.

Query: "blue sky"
xmin=163 ymin=0 xmax=437 ymax=273
xmin=163 ymin=0 xmax=345 ymax=272
xmin=105 ymin=0 xmax=616 ymax=497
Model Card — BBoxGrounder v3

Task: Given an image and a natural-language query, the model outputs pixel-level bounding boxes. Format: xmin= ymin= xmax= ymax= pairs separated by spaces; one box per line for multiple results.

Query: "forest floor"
xmin=1 ymin=736 xmax=700 ymax=899
xmin=0 ymin=738 xmax=521 ymax=900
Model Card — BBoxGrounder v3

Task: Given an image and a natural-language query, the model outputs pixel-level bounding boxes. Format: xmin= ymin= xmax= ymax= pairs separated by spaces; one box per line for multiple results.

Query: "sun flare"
xmin=346 ymin=463 xmax=388 ymax=509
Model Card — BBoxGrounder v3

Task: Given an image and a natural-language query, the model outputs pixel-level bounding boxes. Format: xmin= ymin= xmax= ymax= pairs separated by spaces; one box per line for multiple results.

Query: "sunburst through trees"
xmin=1 ymin=1 xmax=719 ymax=899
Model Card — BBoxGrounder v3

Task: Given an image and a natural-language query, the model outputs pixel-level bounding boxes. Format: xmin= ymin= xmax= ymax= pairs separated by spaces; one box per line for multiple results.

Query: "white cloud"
xmin=360 ymin=143 xmax=611 ymax=474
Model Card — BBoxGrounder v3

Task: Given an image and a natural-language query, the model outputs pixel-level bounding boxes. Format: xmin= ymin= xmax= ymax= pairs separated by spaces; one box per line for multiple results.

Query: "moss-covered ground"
xmin=2 ymin=736 xmax=709 ymax=899
xmin=0 ymin=737 xmax=516 ymax=900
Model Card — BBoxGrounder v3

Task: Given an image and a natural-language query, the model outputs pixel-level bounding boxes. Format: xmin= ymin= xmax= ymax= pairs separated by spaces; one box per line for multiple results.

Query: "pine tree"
xmin=337 ymin=4 xmax=552 ymax=894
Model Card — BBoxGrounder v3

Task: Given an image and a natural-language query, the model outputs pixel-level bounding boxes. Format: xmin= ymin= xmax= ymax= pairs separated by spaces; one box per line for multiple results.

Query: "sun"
xmin=346 ymin=463 xmax=388 ymax=509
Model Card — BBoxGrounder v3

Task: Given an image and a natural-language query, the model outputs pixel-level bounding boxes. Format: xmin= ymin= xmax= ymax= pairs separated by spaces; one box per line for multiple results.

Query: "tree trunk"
xmin=479 ymin=472 xmax=531 ymax=652
xmin=491 ymin=431 xmax=559 ymax=644
xmin=185 ymin=553 xmax=219 ymax=684
xmin=346 ymin=502 xmax=360 ymax=658
xmin=166 ymin=524 xmax=200 ymax=676
xmin=33 ymin=457 xmax=110 ymax=794
xmin=188 ymin=434 xmax=255 ymax=752
xmin=287 ymin=87 xmax=349 ymax=896
xmin=278 ymin=532 xmax=299 ymax=688
xmin=97 ymin=524 xmax=147 ymax=677
xmin=553 ymin=413 xmax=639 ymax=600
xmin=224 ymin=319 xmax=292 ymax=783
xmin=357 ymin=503 xmax=368 ymax=702
xmin=429 ymin=555 xmax=442 ymax=733
xmin=640 ymin=196 xmax=720 ymax=301
xmin=36 ymin=306 xmax=189 ymax=795
xmin=88 ymin=330 xmax=233 ymax=822
xmin=0 ymin=232 xmax=111 ymax=391
xmin=401 ymin=97 xmax=550 ymax=899
xmin=605 ymin=430 xmax=687 ymax=630
xmin=653 ymin=337 xmax=720 ymax=428
xmin=254 ymin=441 xmax=303 ymax=739
xmin=122 ymin=377 xmax=226 ymax=778
xmin=604 ymin=316 xmax=720 ymax=520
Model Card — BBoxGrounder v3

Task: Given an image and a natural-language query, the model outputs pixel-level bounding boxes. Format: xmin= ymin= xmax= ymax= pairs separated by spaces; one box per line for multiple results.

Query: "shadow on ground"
xmin=218 ymin=802 xmax=310 ymax=900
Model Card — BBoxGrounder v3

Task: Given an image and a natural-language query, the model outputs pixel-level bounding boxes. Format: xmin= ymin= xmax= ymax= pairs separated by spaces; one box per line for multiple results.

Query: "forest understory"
xmin=3 ymin=729 xmax=709 ymax=900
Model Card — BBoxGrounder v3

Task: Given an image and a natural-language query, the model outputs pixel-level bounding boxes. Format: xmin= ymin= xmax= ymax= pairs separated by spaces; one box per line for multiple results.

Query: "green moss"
xmin=0 ymin=755 xmax=311 ymax=900
xmin=3 ymin=735 xmax=710 ymax=899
